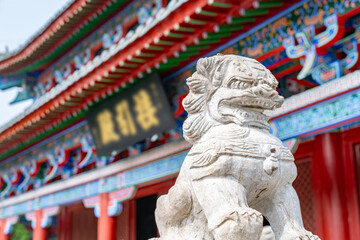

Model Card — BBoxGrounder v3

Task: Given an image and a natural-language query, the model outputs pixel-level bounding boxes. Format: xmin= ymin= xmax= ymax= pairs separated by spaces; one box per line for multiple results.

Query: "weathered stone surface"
xmin=152 ymin=54 xmax=320 ymax=240
xmin=261 ymin=226 xmax=276 ymax=240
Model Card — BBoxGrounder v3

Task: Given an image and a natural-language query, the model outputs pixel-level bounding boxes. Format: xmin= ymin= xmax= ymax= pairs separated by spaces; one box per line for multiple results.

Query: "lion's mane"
xmin=182 ymin=55 xmax=225 ymax=143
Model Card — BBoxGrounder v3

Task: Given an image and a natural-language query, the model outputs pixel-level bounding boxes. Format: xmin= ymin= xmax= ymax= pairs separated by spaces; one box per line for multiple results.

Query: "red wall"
xmin=293 ymin=127 xmax=360 ymax=240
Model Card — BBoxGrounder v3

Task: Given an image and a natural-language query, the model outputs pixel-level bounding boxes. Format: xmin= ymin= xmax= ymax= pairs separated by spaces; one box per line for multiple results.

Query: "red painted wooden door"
xmin=70 ymin=205 xmax=97 ymax=240
xmin=116 ymin=201 xmax=130 ymax=240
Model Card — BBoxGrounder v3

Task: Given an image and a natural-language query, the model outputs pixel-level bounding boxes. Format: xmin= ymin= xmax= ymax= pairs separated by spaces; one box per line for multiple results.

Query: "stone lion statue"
xmin=152 ymin=54 xmax=320 ymax=240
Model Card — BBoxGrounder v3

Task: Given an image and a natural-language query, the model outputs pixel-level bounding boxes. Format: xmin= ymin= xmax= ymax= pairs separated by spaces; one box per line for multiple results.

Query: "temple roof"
xmin=1 ymin=0 xmax=359 ymax=162
xmin=0 ymin=0 xmax=294 ymax=160
xmin=0 ymin=0 xmax=130 ymax=74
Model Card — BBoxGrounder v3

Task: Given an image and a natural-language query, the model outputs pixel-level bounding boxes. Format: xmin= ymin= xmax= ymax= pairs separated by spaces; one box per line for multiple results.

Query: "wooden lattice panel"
xmin=293 ymin=158 xmax=316 ymax=234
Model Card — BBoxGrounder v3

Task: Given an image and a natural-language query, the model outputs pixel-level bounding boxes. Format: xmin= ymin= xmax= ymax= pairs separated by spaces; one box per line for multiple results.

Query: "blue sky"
xmin=0 ymin=0 xmax=70 ymax=127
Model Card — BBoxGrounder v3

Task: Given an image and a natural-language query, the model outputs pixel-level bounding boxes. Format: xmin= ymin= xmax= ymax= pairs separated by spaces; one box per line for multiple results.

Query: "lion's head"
xmin=182 ymin=54 xmax=283 ymax=143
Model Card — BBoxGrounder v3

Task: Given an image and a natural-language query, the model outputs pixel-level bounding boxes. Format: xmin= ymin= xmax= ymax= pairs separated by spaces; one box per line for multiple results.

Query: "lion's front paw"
xmin=280 ymin=222 xmax=321 ymax=240
xmin=294 ymin=231 xmax=320 ymax=240
xmin=281 ymin=229 xmax=321 ymax=240
xmin=237 ymin=208 xmax=263 ymax=238
xmin=212 ymin=207 xmax=263 ymax=239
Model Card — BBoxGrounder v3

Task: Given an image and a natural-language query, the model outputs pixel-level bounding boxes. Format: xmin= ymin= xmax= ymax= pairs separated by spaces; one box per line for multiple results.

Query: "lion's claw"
xmin=240 ymin=208 xmax=262 ymax=219
xmin=238 ymin=208 xmax=263 ymax=229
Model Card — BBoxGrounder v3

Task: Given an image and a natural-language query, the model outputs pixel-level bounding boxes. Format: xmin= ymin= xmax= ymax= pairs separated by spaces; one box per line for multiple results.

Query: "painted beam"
xmin=230 ymin=17 xmax=255 ymax=24
xmin=269 ymin=70 xmax=360 ymax=140
xmin=0 ymin=141 xmax=190 ymax=218
xmin=240 ymin=8 xmax=269 ymax=17
xmin=253 ymin=1 xmax=283 ymax=9
xmin=268 ymin=70 xmax=360 ymax=118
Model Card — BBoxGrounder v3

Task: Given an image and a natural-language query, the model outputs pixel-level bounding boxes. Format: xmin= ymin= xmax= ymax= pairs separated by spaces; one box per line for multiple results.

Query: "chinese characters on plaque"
xmin=87 ymin=74 xmax=176 ymax=156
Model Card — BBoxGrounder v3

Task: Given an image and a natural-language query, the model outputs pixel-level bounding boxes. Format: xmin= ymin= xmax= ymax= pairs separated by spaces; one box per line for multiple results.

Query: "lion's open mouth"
xmin=224 ymin=78 xmax=283 ymax=110
xmin=221 ymin=96 xmax=279 ymax=110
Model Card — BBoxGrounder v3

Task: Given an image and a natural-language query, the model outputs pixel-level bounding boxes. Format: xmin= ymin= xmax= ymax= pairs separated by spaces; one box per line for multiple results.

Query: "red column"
xmin=342 ymin=128 xmax=360 ymax=240
xmin=0 ymin=219 xmax=9 ymax=240
xmin=33 ymin=210 xmax=47 ymax=240
xmin=97 ymin=193 xmax=116 ymax=240
xmin=313 ymin=133 xmax=349 ymax=239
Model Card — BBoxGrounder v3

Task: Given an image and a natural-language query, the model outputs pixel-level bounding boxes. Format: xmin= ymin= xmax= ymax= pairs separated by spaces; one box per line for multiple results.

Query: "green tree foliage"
xmin=10 ymin=223 xmax=31 ymax=240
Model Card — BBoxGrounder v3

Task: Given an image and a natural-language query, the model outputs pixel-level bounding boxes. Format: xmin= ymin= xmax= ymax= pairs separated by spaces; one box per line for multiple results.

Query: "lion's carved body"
xmin=152 ymin=55 xmax=320 ymax=240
